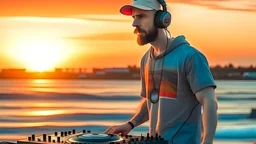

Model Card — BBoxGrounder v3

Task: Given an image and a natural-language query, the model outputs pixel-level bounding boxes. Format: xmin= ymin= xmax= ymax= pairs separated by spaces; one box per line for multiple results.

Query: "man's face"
xmin=132 ymin=8 xmax=158 ymax=46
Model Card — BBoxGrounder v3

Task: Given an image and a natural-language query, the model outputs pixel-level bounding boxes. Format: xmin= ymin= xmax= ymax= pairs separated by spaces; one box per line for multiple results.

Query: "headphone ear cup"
xmin=154 ymin=10 xmax=163 ymax=28
xmin=154 ymin=10 xmax=172 ymax=29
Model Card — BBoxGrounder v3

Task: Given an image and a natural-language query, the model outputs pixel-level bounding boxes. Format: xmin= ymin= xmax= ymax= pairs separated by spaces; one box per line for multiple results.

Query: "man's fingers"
xmin=109 ymin=127 xmax=116 ymax=134
xmin=121 ymin=131 xmax=128 ymax=136
xmin=104 ymin=126 xmax=114 ymax=134
xmin=110 ymin=126 xmax=121 ymax=134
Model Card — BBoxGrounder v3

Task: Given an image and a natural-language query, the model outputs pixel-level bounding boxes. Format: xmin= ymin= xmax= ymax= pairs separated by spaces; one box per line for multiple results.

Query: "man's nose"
xmin=132 ymin=19 xmax=139 ymax=27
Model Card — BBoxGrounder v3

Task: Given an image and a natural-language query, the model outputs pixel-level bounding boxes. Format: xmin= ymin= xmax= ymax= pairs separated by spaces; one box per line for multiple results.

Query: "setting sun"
xmin=8 ymin=37 xmax=70 ymax=72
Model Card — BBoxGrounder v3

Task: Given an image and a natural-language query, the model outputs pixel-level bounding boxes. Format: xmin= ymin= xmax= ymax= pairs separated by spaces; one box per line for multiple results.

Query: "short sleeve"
xmin=185 ymin=52 xmax=217 ymax=94
xmin=140 ymin=57 xmax=146 ymax=98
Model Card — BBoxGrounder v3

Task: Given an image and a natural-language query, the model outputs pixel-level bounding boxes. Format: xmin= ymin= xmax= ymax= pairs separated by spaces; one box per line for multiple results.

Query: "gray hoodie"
xmin=138 ymin=35 xmax=217 ymax=144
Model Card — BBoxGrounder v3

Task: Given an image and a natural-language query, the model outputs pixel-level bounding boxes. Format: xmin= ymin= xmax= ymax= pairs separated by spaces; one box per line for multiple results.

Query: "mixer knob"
xmin=64 ymin=131 xmax=68 ymax=136
xmin=146 ymin=133 xmax=149 ymax=140
xmin=87 ymin=130 xmax=91 ymax=133
xmin=68 ymin=131 xmax=71 ymax=135
xmin=31 ymin=134 xmax=35 ymax=141
xmin=55 ymin=132 xmax=58 ymax=136
xmin=83 ymin=130 xmax=86 ymax=133
xmin=72 ymin=129 xmax=76 ymax=134
xmin=48 ymin=136 xmax=51 ymax=142
xmin=43 ymin=134 xmax=46 ymax=142
xmin=53 ymin=140 xmax=55 ymax=143
xmin=57 ymin=137 xmax=60 ymax=143
xmin=155 ymin=133 xmax=158 ymax=140
xmin=61 ymin=132 xmax=64 ymax=136
xmin=159 ymin=135 xmax=162 ymax=139
xmin=131 ymin=138 xmax=134 ymax=142
xmin=28 ymin=136 xmax=31 ymax=141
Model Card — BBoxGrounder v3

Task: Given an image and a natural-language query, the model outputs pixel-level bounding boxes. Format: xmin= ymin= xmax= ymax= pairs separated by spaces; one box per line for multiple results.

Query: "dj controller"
xmin=17 ymin=129 xmax=168 ymax=144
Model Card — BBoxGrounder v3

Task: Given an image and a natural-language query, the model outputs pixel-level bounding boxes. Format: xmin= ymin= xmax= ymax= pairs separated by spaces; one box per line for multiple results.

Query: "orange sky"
xmin=0 ymin=0 xmax=255 ymax=72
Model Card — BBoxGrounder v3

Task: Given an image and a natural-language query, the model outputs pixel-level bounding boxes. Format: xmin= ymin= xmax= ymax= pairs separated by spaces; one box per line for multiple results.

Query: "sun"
xmin=12 ymin=38 xmax=68 ymax=72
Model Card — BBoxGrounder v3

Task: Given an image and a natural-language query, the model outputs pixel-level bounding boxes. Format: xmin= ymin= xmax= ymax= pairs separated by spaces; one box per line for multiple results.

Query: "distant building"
xmin=92 ymin=68 xmax=105 ymax=76
xmin=228 ymin=72 xmax=241 ymax=77
xmin=104 ymin=68 xmax=129 ymax=73
xmin=95 ymin=71 xmax=106 ymax=76
xmin=78 ymin=73 xmax=87 ymax=78
xmin=55 ymin=68 xmax=62 ymax=73
xmin=2 ymin=69 xmax=26 ymax=73
xmin=243 ymin=72 xmax=256 ymax=78
xmin=1 ymin=69 xmax=27 ymax=79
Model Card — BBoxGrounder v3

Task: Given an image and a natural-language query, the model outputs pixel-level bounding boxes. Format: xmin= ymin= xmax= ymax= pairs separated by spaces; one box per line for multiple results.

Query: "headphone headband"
xmin=157 ymin=0 xmax=167 ymax=11
xmin=154 ymin=0 xmax=171 ymax=28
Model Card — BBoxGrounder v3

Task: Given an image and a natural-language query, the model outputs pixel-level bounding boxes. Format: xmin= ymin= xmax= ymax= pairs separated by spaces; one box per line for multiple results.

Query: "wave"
xmin=0 ymin=113 xmax=132 ymax=123
xmin=217 ymin=91 xmax=256 ymax=95
xmin=215 ymin=126 xmax=256 ymax=139
xmin=218 ymin=113 xmax=250 ymax=121
xmin=0 ymin=113 xmax=253 ymax=125
xmin=217 ymin=96 xmax=256 ymax=101
xmin=0 ymin=92 xmax=141 ymax=101
xmin=1 ymin=92 xmax=255 ymax=102
xmin=216 ymin=91 xmax=256 ymax=101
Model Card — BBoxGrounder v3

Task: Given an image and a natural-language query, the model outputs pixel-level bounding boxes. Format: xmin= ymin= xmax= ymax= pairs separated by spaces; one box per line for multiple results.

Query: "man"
xmin=104 ymin=0 xmax=218 ymax=144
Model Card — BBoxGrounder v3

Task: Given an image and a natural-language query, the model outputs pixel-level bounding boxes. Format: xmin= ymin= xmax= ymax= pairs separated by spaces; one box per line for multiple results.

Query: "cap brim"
xmin=120 ymin=4 xmax=153 ymax=16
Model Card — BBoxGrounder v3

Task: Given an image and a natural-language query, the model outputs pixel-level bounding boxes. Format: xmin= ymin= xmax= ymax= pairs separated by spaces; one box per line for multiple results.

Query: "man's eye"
xmin=136 ymin=15 xmax=142 ymax=19
xmin=132 ymin=15 xmax=143 ymax=19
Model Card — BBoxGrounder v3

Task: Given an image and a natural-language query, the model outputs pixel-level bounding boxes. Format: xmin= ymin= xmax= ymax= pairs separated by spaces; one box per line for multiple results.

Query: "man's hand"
xmin=104 ymin=123 xmax=133 ymax=135
xmin=195 ymin=87 xmax=218 ymax=144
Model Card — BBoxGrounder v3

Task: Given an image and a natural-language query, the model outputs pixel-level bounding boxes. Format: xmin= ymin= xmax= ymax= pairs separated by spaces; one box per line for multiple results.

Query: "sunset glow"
xmin=11 ymin=38 xmax=68 ymax=72
xmin=0 ymin=0 xmax=255 ymax=71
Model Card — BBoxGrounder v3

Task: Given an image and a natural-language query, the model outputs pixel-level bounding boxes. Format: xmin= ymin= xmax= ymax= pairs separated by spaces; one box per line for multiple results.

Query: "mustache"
xmin=134 ymin=27 xmax=146 ymax=34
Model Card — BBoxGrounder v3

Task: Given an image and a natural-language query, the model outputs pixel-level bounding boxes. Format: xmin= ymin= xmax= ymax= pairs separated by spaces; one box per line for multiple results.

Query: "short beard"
xmin=134 ymin=26 xmax=158 ymax=46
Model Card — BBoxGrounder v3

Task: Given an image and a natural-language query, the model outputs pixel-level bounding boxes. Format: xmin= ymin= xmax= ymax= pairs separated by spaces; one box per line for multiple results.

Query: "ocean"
xmin=0 ymin=79 xmax=255 ymax=144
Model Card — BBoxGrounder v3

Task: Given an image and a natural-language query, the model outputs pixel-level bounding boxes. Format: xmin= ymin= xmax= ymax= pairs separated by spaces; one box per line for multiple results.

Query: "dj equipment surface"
xmin=17 ymin=129 xmax=168 ymax=144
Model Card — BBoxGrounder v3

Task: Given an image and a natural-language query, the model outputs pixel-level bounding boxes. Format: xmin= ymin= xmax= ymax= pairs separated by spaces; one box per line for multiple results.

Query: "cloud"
xmin=167 ymin=0 xmax=256 ymax=13
xmin=0 ymin=0 xmax=255 ymax=18
xmin=67 ymin=32 xmax=135 ymax=41
xmin=0 ymin=16 xmax=133 ymax=40
xmin=69 ymin=14 xmax=132 ymax=22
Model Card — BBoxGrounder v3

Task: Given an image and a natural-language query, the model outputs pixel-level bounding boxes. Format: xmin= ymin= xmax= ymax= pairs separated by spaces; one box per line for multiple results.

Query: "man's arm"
xmin=128 ymin=98 xmax=149 ymax=127
xmin=195 ymin=87 xmax=218 ymax=144
xmin=184 ymin=51 xmax=218 ymax=143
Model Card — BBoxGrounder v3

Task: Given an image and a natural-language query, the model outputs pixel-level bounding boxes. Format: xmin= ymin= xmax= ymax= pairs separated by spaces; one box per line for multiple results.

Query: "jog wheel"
xmin=66 ymin=133 xmax=123 ymax=143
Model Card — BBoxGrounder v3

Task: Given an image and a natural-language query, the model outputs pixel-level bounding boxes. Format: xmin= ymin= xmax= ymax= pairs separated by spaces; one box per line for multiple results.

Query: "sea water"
xmin=0 ymin=79 xmax=255 ymax=143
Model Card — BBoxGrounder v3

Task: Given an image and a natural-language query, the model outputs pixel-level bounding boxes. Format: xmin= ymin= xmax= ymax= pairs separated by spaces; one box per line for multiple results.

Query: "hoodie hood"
xmin=150 ymin=35 xmax=190 ymax=59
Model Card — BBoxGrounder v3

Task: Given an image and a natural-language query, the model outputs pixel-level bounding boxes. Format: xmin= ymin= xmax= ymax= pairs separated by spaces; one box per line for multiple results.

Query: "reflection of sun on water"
xmin=28 ymin=110 xmax=66 ymax=116
xmin=33 ymin=102 xmax=53 ymax=107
